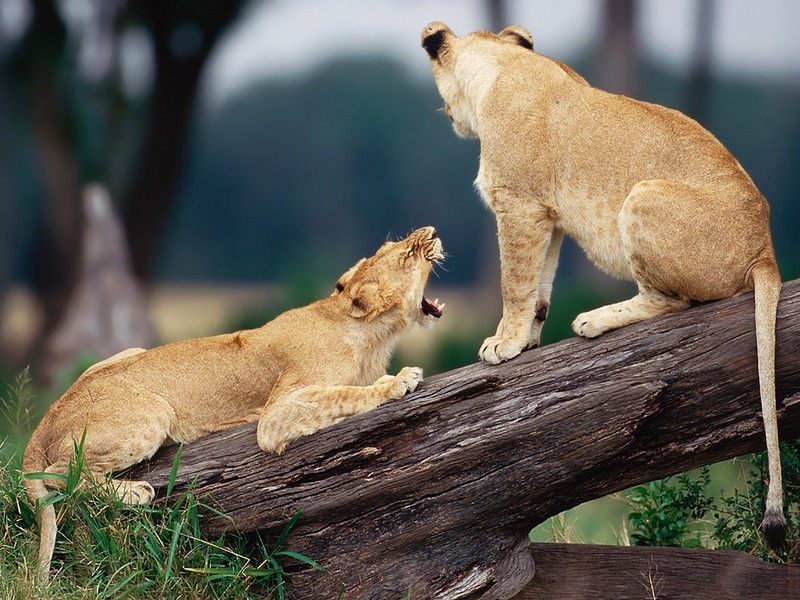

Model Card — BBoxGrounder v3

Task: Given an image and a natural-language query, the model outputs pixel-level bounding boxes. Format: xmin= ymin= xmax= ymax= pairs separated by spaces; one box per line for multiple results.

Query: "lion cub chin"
xmin=23 ymin=226 xmax=444 ymax=580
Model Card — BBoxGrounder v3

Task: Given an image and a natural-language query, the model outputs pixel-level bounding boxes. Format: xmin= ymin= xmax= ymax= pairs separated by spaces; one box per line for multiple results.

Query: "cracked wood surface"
xmin=520 ymin=543 xmax=799 ymax=599
xmin=129 ymin=278 xmax=800 ymax=599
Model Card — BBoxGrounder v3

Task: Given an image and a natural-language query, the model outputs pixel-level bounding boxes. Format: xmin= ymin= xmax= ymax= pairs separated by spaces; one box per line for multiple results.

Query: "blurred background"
xmin=0 ymin=0 xmax=798 ymax=389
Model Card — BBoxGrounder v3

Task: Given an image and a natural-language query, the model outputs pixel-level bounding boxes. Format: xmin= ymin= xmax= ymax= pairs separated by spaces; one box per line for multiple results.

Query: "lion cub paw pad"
xmin=388 ymin=366 xmax=423 ymax=399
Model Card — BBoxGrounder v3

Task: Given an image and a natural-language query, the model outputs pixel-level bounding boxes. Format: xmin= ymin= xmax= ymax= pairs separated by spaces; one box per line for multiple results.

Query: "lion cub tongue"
xmin=421 ymin=297 xmax=444 ymax=318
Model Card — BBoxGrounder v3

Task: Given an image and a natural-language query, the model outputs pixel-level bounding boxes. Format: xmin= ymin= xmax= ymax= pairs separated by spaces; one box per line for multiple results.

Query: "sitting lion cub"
xmin=24 ymin=226 xmax=444 ymax=580
xmin=422 ymin=24 xmax=784 ymax=548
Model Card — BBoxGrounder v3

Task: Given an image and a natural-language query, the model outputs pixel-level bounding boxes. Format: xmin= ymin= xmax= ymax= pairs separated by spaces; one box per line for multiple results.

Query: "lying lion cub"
xmin=24 ymin=226 xmax=444 ymax=579
xmin=422 ymin=23 xmax=785 ymax=548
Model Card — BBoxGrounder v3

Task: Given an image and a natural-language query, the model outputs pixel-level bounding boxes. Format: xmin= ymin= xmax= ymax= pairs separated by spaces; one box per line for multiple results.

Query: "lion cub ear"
xmin=498 ymin=25 xmax=534 ymax=51
xmin=333 ymin=258 xmax=366 ymax=296
xmin=422 ymin=22 xmax=454 ymax=60
xmin=349 ymin=282 xmax=392 ymax=320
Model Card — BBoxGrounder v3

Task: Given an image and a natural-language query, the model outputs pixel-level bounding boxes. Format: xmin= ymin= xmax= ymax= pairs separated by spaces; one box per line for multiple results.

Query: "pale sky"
xmin=203 ymin=0 xmax=800 ymax=106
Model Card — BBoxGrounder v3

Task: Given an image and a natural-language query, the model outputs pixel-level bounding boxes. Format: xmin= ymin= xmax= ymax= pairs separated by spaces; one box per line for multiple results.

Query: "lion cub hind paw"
xmin=387 ymin=366 xmax=424 ymax=399
xmin=572 ymin=311 xmax=611 ymax=339
xmin=479 ymin=335 xmax=526 ymax=365
xmin=116 ymin=480 xmax=156 ymax=505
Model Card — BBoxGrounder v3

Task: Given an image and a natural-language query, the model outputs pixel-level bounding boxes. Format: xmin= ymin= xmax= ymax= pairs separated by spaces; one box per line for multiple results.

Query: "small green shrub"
xmin=712 ymin=441 xmax=799 ymax=561
xmin=626 ymin=440 xmax=799 ymax=562
xmin=628 ymin=468 xmax=713 ymax=548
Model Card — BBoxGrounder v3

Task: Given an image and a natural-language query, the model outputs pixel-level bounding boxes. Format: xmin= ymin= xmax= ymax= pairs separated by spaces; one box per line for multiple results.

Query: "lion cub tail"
xmin=22 ymin=439 xmax=57 ymax=582
xmin=751 ymin=261 xmax=785 ymax=551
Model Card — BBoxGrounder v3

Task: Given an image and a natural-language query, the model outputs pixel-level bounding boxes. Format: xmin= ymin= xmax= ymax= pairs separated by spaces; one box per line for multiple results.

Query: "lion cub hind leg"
xmin=572 ymin=290 xmax=690 ymax=338
xmin=574 ymin=179 xmax=769 ymax=338
xmin=47 ymin=399 xmax=171 ymax=502
xmin=257 ymin=367 xmax=423 ymax=454
xmin=41 ymin=462 xmax=155 ymax=505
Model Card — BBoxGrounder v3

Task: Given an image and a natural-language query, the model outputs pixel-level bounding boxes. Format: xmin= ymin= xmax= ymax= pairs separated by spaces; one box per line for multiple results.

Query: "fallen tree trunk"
xmin=130 ymin=278 xmax=800 ymax=599
xmin=521 ymin=543 xmax=800 ymax=599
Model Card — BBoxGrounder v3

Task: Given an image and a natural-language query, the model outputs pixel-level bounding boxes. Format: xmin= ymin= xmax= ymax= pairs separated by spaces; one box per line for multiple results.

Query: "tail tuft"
xmin=760 ymin=506 xmax=787 ymax=551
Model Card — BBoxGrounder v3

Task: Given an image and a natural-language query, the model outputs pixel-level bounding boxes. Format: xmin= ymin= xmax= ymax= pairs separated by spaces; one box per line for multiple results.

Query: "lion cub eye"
xmin=334 ymin=282 xmax=345 ymax=293
xmin=406 ymin=248 xmax=414 ymax=257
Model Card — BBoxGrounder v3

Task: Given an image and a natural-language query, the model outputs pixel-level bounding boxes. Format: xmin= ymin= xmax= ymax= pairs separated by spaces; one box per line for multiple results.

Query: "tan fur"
xmin=23 ymin=227 xmax=444 ymax=580
xmin=422 ymin=23 xmax=785 ymax=548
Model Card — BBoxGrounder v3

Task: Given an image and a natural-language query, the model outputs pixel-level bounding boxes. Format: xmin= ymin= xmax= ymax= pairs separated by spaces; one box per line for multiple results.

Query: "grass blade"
xmin=166 ymin=444 xmax=183 ymax=498
xmin=274 ymin=509 xmax=303 ymax=551
xmin=162 ymin=517 xmax=183 ymax=587
xmin=274 ymin=549 xmax=325 ymax=570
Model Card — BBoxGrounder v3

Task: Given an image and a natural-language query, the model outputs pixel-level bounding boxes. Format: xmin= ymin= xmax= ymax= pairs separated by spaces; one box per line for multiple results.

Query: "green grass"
xmin=0 ymin=375 xmax=322 ymax=599
xmin=0 ymin=442 xmax=322 ymax=598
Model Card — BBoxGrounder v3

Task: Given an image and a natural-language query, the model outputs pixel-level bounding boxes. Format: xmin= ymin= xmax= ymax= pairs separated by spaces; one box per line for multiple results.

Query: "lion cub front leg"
xmin=528 ymin=227 xmax=563 ymax=349
xmin=257 ymin=367 xmax=423 ymax=454
xmin=480 ymin=193 xmax=557 ymax=364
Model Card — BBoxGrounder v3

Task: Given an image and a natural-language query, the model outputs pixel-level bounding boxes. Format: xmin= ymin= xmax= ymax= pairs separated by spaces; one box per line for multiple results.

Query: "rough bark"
xmin=130 ymin=278 xmax=800 ymax=599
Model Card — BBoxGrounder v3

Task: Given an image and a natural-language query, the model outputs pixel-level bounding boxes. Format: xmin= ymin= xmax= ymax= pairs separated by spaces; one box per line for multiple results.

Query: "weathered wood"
xmin=519 ymin=543 xmax=799 ymax=599
xmin=130 ymin=278 xmax=800 ymax=599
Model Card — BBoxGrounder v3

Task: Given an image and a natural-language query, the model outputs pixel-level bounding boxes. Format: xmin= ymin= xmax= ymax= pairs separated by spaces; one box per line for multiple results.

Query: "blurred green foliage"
xmin=148 ymin=56 xmax=800 ymax=287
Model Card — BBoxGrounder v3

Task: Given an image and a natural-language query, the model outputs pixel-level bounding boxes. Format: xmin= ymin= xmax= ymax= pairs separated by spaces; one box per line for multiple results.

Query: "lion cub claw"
xmin=385 ymin=366 xmax=424 ymax=400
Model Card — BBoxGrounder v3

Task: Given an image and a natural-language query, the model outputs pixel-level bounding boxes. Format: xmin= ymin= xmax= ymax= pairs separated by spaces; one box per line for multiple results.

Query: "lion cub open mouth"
xmin=334 ymin=225 xmax=445 ymax=324
xmin=421 ymin=296 xmax=443 ymax=318
xmin=411 ymin=227 xmax=445 ymax=320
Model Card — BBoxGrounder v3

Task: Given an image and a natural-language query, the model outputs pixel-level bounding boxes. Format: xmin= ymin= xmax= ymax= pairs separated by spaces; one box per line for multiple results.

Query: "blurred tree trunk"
xmin=4 ymin=1 xmax=244 ymax=368
xmin=486 ymin=0 xmax=508 ymax=31
xmin=0 ymin=72 xmax=12 ymax=365
xmin=13 ymin=0 xmax=82 ymax=340
xmin=122 ymin=1 xmax=244 ymax=279
xmin=597 ymin=0 xmax=639 ymax=96
xmin=684 ymin=0 xmax=716 ymax=123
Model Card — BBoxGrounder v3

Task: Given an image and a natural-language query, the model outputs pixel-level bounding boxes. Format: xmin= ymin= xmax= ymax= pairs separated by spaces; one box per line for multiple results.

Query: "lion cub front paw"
xmin=479 ymin=335 xmax=527 ymax=365
xmin=385 ymin=366 xmax=423 ymax=400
